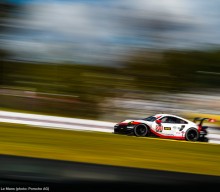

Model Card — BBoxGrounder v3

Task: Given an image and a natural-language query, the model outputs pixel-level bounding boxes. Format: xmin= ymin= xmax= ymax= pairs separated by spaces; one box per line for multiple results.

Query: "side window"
xmin=176 ymin=118 xmax=188 ymax=124
xmin=167 ymin=117 xmax=177 ymax=123
xmin=160 ymin=116 xmax=168 ymax=123
xmin=160 ymin=116 xmax=188 ymax=124
xmin=160 ymin=116 xmax=175 ymax=123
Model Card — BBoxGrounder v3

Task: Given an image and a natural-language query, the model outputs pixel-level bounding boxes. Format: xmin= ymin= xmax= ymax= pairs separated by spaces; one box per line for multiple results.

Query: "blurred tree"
xmin=0 ymin=1 xmax=19 ymax=86
xmin=122 ymin=49 xmax=171 ymax=94
xmin=123 ymin=48 xmax=220 ymax=94
xmin=0 ymin=50 xmax=10 ymax=85
xmin=163 ymin=50 xmax=220 ymax=92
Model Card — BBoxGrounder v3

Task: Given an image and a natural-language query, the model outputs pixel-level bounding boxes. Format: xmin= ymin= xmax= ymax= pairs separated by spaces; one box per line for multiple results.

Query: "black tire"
xmin=185 ymin=128 xmax=199 ymax=141
xmin=134 ymin=124 xmax=149 ymax=137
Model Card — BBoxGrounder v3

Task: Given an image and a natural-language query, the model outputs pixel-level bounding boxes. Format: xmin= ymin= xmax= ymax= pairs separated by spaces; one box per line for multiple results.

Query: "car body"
xmin=114 ymin=114 xmax=215 ymax=141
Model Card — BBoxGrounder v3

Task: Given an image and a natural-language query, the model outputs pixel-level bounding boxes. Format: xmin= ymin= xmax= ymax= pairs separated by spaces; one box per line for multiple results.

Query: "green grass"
xmin=0 ymin=123 xmax=220 ymax=176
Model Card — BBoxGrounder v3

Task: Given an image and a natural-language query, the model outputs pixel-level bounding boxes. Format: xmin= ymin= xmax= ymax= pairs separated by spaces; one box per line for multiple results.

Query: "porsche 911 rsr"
xmin=114 ymin=114 xmax=215 ymax=142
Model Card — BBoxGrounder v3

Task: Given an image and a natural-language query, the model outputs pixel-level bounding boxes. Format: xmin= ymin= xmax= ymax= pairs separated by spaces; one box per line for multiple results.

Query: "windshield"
xmin=142 ymin=116 xmax=156 ymax=122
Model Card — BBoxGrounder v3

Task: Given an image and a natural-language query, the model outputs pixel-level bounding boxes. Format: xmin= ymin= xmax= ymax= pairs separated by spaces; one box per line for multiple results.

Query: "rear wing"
xmin=193 ymin=117 xmax=216 ymax=126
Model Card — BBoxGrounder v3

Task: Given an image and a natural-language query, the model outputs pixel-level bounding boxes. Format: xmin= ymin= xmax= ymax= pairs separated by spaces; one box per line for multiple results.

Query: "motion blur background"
xmin=1 ymin=0 xmax=220 ymax=122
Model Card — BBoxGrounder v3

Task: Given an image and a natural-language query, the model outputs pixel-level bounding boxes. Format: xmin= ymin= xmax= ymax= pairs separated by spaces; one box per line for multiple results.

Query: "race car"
xmin=114 ymin=114 xmax=216 ymax=142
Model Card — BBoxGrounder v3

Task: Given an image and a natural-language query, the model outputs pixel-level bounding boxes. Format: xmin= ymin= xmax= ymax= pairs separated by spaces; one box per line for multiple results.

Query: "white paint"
xmin=0 ymin=111 xmax=115 ymax=127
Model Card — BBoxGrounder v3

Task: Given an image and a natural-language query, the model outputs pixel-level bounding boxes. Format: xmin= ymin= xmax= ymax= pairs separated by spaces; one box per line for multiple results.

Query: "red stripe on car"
xmin=150 ymin=128 xmax=185 ymax=140
xmin=131 ymin=121 xmax=141 ymax=125
xmin=119 ymin=123 xmax=128 ymax=125
xmin=198 ymin=125 xmax=202 ymax=133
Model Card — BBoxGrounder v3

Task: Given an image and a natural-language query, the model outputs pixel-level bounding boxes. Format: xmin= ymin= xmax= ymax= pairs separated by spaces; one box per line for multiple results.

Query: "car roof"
xmin=154 ymin=114 xmax=178 ymax=117
xmin=154 ymin=114 xmax=192 ymax=122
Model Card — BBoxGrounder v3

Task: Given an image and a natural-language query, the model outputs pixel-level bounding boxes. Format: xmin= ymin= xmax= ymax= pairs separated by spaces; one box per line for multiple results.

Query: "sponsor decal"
xmin=164 ymin=127 xmax=171 ymax=130
xmin=181 ymin=131 xmax=185 ymax=137
xmin=156 ymin=125 xmax=163 ymax=132
xmin=175 ymin=131 xmax=185 ymax=137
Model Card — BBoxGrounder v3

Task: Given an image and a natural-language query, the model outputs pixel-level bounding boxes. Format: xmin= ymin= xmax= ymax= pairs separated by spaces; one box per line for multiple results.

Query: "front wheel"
xmin=134 ymin=124 xmax=149 ymax=137
xmin=185 ymin=128 xmax=199 ymax=141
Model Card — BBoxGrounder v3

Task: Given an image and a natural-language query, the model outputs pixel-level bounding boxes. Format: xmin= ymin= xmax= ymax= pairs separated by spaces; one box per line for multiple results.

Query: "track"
xmin=0 ymin=154 xmax=219 ymax=192
xmin=0 ymin=110 xmax=220 ymax=143
xmin=0 ymin=111 xmax=220 ymax=191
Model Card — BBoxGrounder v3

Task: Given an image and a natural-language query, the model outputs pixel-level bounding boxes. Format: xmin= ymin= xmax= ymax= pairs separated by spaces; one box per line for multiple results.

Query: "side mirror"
xmin=156 ymin=119 xmax=162 ymax=124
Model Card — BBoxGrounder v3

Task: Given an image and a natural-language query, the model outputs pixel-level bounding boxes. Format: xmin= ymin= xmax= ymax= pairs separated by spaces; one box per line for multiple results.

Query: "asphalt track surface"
xmin=0 ymin=154 xmax=220 ymax=192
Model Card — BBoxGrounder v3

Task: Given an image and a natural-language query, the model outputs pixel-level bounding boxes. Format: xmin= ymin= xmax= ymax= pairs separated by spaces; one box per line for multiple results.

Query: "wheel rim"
xmin=187 ymin=129 xmax=198 ymax=141
xmin=135 ymin=125 xmax=147 ymax=136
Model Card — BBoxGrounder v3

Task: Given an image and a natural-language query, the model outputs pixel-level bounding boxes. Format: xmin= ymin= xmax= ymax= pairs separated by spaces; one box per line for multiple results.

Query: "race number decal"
xmin=156 ymin=125 xmax=163 ymax=132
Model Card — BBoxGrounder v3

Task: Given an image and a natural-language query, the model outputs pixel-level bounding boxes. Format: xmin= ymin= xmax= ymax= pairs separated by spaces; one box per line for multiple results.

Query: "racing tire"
xmin=185 ymin=128 xmax=199 ymax=141
xmin=134 ymin=124 xmax=149 ymax=137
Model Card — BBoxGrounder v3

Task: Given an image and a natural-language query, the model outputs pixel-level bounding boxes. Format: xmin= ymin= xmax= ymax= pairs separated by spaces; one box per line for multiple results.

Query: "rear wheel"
xmin=134 ymin=124 xmax=149 ymax=137
xmin=185 ymin=128 xmax=199 ymax=141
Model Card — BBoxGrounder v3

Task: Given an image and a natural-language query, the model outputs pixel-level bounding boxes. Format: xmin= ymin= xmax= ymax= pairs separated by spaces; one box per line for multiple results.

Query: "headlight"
xmin=127 ymin=125 xmax=135 ymax=129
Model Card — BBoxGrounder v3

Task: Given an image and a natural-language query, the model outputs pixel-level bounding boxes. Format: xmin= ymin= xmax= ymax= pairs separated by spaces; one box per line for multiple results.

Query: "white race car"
xmin=114 ymin=114 xmax=216 ymax=142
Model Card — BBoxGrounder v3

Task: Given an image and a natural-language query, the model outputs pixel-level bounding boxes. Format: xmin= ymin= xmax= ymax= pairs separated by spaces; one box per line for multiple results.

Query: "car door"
xmin=159 ymin=116 xmax=175 ymax=135
xmin=151 ymin=116 xmax=172 ymax=135
xmin=152 ymin=116 xmax=187 ymax=136
xmin=160 ymin=116 xmax=188 ymax=136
